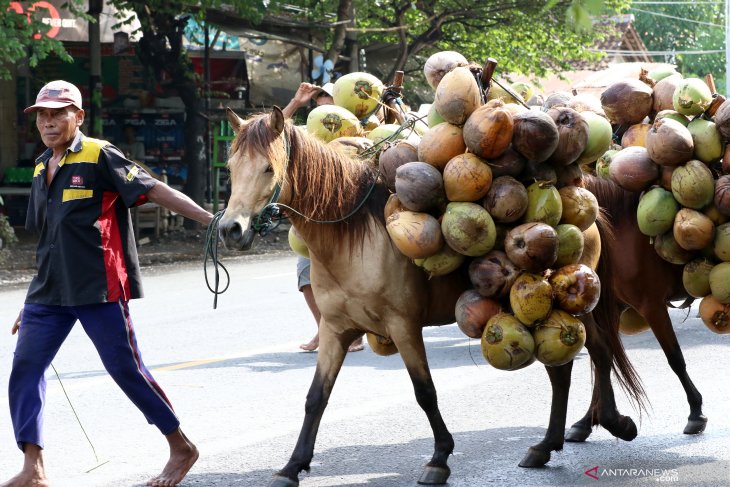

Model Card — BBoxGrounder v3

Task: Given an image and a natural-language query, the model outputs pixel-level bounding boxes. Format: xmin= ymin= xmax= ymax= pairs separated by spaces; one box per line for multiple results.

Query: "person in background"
xmin=118 ymin=125 xmax=146 ymax=162
xmin=2 ymin=80 xmax=213 ymax=487
xmin=282 ymin=82 xmax=364 ymax=353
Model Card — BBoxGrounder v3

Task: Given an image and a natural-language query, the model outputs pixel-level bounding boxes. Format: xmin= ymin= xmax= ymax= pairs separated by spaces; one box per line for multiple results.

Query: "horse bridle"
xmin=251 ymin=129 xmax=290 ymax=236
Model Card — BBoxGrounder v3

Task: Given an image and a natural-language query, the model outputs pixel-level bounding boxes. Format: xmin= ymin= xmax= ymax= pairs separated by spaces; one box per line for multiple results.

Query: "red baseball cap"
xmin=24 ymin=80 xmax=83 ymax=113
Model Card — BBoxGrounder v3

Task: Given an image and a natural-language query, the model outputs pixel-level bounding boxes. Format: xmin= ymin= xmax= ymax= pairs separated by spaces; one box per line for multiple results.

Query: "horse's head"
xmin=219 ymin=107 xmax=288 ymax=251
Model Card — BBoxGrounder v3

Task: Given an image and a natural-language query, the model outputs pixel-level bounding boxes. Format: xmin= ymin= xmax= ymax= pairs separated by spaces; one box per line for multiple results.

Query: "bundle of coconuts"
xmin=382 ymin=51 xmax=617 ymax=371
xmin=592 ymin=67 xmax=730 ymax=335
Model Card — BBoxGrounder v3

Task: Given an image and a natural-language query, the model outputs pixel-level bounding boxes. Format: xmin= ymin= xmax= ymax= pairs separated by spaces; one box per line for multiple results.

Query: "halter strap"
xmin=251 ymin=128 xmax=290 ymax=236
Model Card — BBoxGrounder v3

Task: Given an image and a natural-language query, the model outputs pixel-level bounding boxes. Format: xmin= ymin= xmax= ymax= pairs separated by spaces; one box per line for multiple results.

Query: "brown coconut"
xmin=714 ymin=175 xmax=730 ymax=216
xmin=384 ymin=193 xmax=407 ymax=220
xmin=511 ymin=110 xmax=560 ymax=163
xmin=433 ymin=66 xmax=482 ymax=125
xmin=608 ymin=146 xmax=659 ymax=192
xmin=559 ymin=185 xmax=599 ymax=231
xmin=545 ymin=107 xmax=589 ymax=166
xmin=652 ymin=74 xmax=683 ymax=113
xmin=378 ymin=140 xmax=419 ymax=191
xmin=423 ymin=51 xmax=469 ymax=90
xmin=698 ymin=295 xmax=730 ymax=334
xmin=394 ymin=162 xmax=446 ymax=212
xmin=713 ymin=98 xmax=730 ymax=142
xmin=621 ymin=123 xmax=651 ymax=148
xmin=673 ymin=208 xmax=715 ymax=251
xmin=454 ymin=289 xmax=502 ymax=339
xmin=417 ymin=122 xmax=466 ymax=170
xmin=443 ymin=153 xmax=493 ymax=202
xmin=483 ymin=175 xmax=529 ymax=223
xmin=654 ymin=231 xmax=695 ymax=265
xmin=462 ymin=100 xmax=514 ymax=159
xmin=567 ymin=93 xmax=606 ymax=117
xmin=385 ymin=211 xmax=444 ymax=259
xmin=468 ymin=250 xmax=521 ymax=298
xmin=555 ymin=163 xmax=584 ymax=189
xmin=486 ymin=146 xmax=526 ymax=177
xmin=504 ymin=222 xmax=559 ymax=273
xmin=600 ymin=78 xmax=654 ymax=125
xmin=645 ymin=117 xmax=694 ymax=166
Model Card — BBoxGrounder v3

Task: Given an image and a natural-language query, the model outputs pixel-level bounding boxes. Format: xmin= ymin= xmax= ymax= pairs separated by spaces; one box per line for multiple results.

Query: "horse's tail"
xmin=593 ymin=212 xmax=649 ymax=415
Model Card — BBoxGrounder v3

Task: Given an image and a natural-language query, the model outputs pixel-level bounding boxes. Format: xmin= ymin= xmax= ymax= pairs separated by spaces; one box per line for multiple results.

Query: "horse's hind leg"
xmin=565 ymin=376 xmax=599 ymax=442
xmin=519 ymin=360 xmax=573 ymax=468
xmin=391 ymin=327 xmax=454 ymax=485
xmin=268 ymin=326 xmax=352 ymax=487
xmin=640 ymin=304 xmax=706 ymax=434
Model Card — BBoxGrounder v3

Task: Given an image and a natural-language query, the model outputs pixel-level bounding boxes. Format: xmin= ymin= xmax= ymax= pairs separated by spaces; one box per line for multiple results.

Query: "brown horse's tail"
xmin=593 ymin=211 xmax=649 ymax=414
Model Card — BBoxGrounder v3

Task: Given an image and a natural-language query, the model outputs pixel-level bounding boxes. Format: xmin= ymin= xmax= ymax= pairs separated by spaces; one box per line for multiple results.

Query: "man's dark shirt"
xmin=25 ymin=131 xmax=157 ymax=306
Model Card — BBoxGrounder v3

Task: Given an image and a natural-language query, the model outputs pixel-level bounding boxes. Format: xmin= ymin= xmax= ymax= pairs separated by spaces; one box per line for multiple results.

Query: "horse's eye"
xmin=265 ymin=165 xmax=273 ymax=173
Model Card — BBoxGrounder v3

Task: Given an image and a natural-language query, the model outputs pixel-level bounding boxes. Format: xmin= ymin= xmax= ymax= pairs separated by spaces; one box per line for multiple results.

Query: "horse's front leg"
xmin=391 ymin=325 xmax=454 ymax=485
xmin=519 ymin=360 xmax=573 ymax=468
xmin=268 ymin=323 xmax=351 ymax=487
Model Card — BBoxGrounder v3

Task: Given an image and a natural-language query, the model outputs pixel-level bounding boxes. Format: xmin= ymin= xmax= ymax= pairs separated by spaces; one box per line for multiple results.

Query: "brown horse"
xmin=563 ymin=176 xmax=707 ymax=442
xmin=217 ymin=108 xmax=644 ymax=484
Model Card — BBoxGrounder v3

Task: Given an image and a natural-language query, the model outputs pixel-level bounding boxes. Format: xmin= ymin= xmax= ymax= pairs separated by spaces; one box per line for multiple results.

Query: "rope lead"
xmin=204 ymin=210 xmax=230 ymax=309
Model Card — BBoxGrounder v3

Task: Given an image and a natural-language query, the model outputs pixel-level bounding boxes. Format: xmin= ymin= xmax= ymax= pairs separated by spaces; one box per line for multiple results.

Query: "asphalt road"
xmin=0 ymin=255 xmax=729 ymax=487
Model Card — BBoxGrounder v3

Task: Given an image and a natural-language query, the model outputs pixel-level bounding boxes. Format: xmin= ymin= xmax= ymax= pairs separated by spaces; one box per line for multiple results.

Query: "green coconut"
xmin=332 ymin=72 xmax=385 ymax=119
xmin=647 ymin=66 xmax=680 ymax=83
xmin=511 ymin=82 xmax=535 ymax=103
xmin=288 ymin=226 xmax=309 ymax=258
xmin=554 ymin=223 xmax=585 ymax=267
xmin=441 ymin=202 xmax=497 ymax=257
xmin=683 ymin=258 xmax=715 ymax=298
xmin=524 ymin=181 xmax=563 ymax=227
xmin=709 ymin=262 xmax=730 ymax=303
xmin=595 ymin=149 xmax=618 ymax=179
xmin=481 ymin=312 xmax=536 ymax=371
xmin=715 ymin=223 xmax=730 ymax=261
xmin=577 ymin=111 xmax=613 ymax=165
xmin=637 ymin=187 xmax=680 ymax=236
xmin=306 ymin=105 xmax=363 ymax=142
xmin=672 ymin=78 xmax=712 ymax=116
xmin=418 ymin=245 xmax=466 ymax=277
xmin=533 ymin=309 xmax=586 ymax=366
xmin=427 ymin=103 xmax=446 ymax=127
xmin=671 ymin=160 xmax=715 ymax=210
xmin=687 ymin=118 xmax=723 ymax=164
xmin=654 ymin=231 xmax=695 ymax=265
xmin=654 ymin=109 xmax=690 ymax=127
xmin=367 ymin=123 xmax=406 ymax=145
xmin=509 ymin=272 xmax=554 ymax=327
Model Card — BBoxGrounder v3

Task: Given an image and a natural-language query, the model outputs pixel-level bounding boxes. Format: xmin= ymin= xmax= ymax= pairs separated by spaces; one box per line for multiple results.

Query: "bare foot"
xmin=299 ymin=334 xmax=319 ymax=352
xmin=348 ymin=336 xmax=364 ymax=353
xmin=0 ymin=471 xmax=49 ymax=487
xmin=148 ymin=429 xmax=199 ymax=487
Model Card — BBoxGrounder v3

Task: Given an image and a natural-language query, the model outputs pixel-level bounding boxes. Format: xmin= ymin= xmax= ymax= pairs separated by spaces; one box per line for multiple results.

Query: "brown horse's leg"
xmin=519 ymin=360 xmax=573 ymax=468
xmin=565 ymin=375 xmax=599 ymax=442
xmin=391 ymin=327 xmax=453 ymax=485
xmin=639 ymin=304 xmax=707 ymax=434
xmin=268 ymin=326 xmax=351 ymax=487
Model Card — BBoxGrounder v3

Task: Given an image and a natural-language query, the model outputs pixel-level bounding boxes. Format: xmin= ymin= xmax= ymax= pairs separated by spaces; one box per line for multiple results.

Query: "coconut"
xmin=654 ymin=231 xmax=695 ymax=265
xmin=505 ymin=222 xmax=559 ymax=272
xmin=595 ymin=149 xmax=617 ymax=179
xmin=652 ymin=74 xmax=683 ymax=113
xmin=713 ymin=98 xmax=730 ymax=141
xmin=481 ymin=313 xmax=536 ymax=370
xmin=673 ymin=208 xmax=715 ymax=251
xmin=567 ymin=93 xmax=606 ymax=117
xmin=543 ymin=91 xmax=573 ymax=109
xmin=554 ymin=163 xmax=583 ymax=189
xmin=714 ymin=175 xmax=730 ymax=216
xmin=524 ymin=182 xmax=563 ymax=227
xmin=483 ymin=176 xmax=528 ymax=223
xmin=608 ymin=146 xmax=659 ymax=192
xmin=441 ymin=202 xmax=497 ymax=257
xmin=683 ymin=258 xmax=714 ymax=298
xmin=687 ymin=118 xmax=723 ymax=164
xmin=510 ymin=273 xmax=554 ymax=326
xmin=487 ymin=81 xmax=525 ymax=104
xmin=647 ymin=66 xmax=679 ymax=83
xmin=379 ymin=140 xmax=419 ymax=191
xmin=511 ymin=82 xmax=535 ymax=103
xmin=486 ymin=146 xmax=526 ymax=178
xmin=559 ymin=186 xmax=598 ymax=231
xmin=417 ymin=122 xmax=466 ymax=170
xmin=659 ymin=165 xmax=676 ymax=191
xmin=705 ymin=204 xmax=729 ymax=226
xmin=443 ymin=153 xmax=493 ymax=202
xmin=654 ymin=109 xmax=689 ymax=126
xmin=511 ymin=110 xmax=560 ymax=163
xmin=555 ymin=223 xmax=585 ymax=267
xmin=545 ymin=107 xmax=589 ymax=165
xmin=332 ymin=72 xmax=385 ymax=119
xmin=549 ymin=264 xmax=601 ymax=316
xmin=600 ymin=79 xmax=653 ymax=125
xmin=386 ymin=211 xmax=444 ymax=259
xmin=709 ymin=262 xmax=730 ymax=303
xmin=367 ymin=123 xmax=406 ymax=145
xmin=577 ymin=111 xmax=613 ymax=164
xmin=327 ymin=136 xmax=375 ymax=160
xmin=698 ymin=295 xmax=730 ymax=334
xmin=671 ymin=160 xmax=715 ymax=209
xmin=620 ymin=123 xmax=651 ymax=148
xmin=672 ymin=77 xmax=713 ymax=116
xmin=455 ymin=290 xmax=502 ymax=339
xmin=716 ymin=223 xmax=730 ymax=261
xmin=433 ymin=66 xmax=482 ymax=125
xmin=423 ymin=51 xmax=469 ymax=90
xmin=427 ymin=103 xmax=446 ymax=127
xmin=395 ymin=162 xmax=446 ymax=212
xmin=619 ymin=307 xmax=651 ymax=335
xmin=645 ymin=117 xmax=694 ymax=166
xmin=419 ymin=245 xmax=465 ymax=277
xmin=724 ymin=144 xmax=730 ymax=176
xmin=288 ymin=226 xmax=309 ymax=258
xmin=533 ymin=309 xmax=586 ymax=366
xmin=469 ymin=250 xmax=521 ymax=298
xmin=367 ymin=333 xmax=399 ymax=356
xmin=306 ymin=105 xmax=363 ymax=142
xmin=520 ymin=159 xmax=557 ymax=186
xmin=384 ymin=193 xmax=407 ymax=220
xmin=637 ymin=187 xmax=679 ymax=236
xmin=462 ymin=100 xmax=514 ymax=159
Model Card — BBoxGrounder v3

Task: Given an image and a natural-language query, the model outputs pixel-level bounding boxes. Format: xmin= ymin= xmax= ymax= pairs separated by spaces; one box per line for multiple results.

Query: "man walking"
xmin=2 ymin=80 xmax=213 ymax=487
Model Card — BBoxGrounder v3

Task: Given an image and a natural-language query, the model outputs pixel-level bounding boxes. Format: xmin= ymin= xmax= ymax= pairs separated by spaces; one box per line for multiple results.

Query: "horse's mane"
xmin=233 ymin=113 xmax=389 ymax=247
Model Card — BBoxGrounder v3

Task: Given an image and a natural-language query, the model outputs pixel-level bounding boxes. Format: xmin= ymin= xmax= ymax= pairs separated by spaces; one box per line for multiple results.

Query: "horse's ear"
xmin=226 ymin=107 xmax=244 ymax=133
xmin=270 ymin=106 xmax=285 ymax=136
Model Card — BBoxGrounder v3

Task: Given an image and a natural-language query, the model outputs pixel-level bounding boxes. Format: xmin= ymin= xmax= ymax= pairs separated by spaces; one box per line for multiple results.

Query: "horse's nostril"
xmin=228 ymin=222 xmax=243 ymax=241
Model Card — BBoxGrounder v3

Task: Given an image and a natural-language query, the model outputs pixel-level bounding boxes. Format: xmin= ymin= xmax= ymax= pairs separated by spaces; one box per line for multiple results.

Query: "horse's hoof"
xmin=684 ymin=415 xmax=707 ymax=435
xmin=267 ymin=475 xmax=299 ymax=487
xmin=417 ymin=465 xmax=450 ymax=485
xmin=518 ymin=447 xmax=550 ymax=468
xmin=565 ymin=425 xmax=592 ymax=443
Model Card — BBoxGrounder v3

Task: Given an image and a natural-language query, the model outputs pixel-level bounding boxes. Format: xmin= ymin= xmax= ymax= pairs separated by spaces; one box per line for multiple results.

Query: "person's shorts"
xmin=297 ymin=256 xmax=311 ymax=291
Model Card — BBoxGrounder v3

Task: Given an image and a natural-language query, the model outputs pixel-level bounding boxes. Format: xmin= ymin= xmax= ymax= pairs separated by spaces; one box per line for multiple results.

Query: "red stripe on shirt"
xmin=99 ymin=192 xmax=130 ymax=302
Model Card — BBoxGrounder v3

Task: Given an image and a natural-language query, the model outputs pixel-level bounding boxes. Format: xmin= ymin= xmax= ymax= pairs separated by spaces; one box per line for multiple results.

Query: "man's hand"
xmin=282 ymin=82 xmax=323 ymax=119
xmin=12 ymin=311 xmax=21 ymax=335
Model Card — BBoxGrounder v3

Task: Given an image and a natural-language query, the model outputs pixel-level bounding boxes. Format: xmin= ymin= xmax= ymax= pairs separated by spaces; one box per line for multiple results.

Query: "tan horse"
xmin=218 ymin=107 xmax=643 ymax=484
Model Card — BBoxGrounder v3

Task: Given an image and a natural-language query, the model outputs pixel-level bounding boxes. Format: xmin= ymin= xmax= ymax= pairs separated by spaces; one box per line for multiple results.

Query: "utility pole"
xmin=726 ymin=0 xmax=730 ymax=96
xmin=88 ymin=0 xmax=103 ymax=137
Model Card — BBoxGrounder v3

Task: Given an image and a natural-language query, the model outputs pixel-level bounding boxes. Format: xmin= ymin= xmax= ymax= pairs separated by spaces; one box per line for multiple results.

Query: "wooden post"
xmin=705 ymin=73 xmax=726 ymax=117
xmin=383 ymin=71 xmax=406 ymax=125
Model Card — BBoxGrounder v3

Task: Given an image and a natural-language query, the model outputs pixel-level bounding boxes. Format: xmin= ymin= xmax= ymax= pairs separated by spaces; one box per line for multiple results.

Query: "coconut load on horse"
xmin=215 ymin=58 xmax=655 ymax=486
